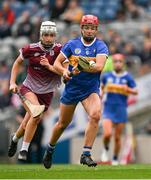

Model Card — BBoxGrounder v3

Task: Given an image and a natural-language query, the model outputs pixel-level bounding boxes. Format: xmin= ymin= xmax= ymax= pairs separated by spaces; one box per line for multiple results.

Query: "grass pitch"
xmin=0 ymin=164 xmax=151 ymax=179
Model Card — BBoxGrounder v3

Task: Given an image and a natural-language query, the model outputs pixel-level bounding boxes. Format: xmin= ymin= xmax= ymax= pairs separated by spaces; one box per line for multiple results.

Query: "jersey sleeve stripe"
xmin=96 ymin=53 xmax=108 ymax=57
xmin=60 ymin=51 xmax=68 ymax=59
xmin=19 ymin=49 xmax=24 ymax=60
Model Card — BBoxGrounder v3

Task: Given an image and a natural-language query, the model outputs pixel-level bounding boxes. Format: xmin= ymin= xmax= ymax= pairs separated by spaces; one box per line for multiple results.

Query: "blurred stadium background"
xmin=0 ymin=0 xmax=151 ymax=166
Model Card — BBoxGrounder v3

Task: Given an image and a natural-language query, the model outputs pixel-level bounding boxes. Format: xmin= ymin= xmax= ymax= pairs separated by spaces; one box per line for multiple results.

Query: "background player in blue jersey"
xmin=100 ymin=53 xmax=138 ymax=165
xmin=43 ymin=14 xmax=109 ymax=169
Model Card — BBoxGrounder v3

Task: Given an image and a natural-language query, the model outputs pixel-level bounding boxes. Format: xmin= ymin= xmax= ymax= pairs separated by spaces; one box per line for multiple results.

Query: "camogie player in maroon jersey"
xmin=8 ymin=21 xmax=62 ymax=161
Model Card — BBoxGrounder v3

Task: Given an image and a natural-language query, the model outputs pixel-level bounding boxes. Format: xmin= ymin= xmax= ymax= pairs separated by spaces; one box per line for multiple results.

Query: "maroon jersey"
xmin=19 ymin=42 xmax=62 ymax=94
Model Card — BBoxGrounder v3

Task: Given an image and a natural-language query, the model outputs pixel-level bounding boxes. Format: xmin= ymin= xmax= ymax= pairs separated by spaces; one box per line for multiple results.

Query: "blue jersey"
xmin=101 ymin=71 xmax=137 ymax=107
xmin=60 ymin=36 xmax=109 ymax=104
xmin=101 ymin=71 xmax=137 ymax=123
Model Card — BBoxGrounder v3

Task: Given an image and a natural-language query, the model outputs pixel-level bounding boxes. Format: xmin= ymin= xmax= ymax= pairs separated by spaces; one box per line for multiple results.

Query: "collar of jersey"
xmin=112 ymin=71 xmax=128 ymax=77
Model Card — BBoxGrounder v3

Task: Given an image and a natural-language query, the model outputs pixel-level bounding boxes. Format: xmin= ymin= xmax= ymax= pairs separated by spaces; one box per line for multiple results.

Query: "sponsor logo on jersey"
xmin=85 ymin=48 xmax=90 ymax=55
xmin=34 ymin=66 xmax=41 ymax=70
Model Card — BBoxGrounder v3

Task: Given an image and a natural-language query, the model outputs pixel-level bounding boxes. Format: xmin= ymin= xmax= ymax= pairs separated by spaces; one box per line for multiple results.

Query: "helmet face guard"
xmin=80 ymin=15 xmax=99 ymax=42
xmin=40 ymin=21 xmax=57 ymax=49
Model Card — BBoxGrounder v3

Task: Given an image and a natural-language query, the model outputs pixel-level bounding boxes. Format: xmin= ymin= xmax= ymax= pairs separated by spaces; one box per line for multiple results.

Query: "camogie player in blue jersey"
xmin=100 ymin=53 xmax=138 ymax=165
xmin=42 ymin=14 xmax=109 ymax=169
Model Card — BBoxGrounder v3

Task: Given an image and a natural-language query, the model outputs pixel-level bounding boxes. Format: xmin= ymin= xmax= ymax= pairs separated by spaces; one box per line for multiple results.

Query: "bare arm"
xmin=40 ymin=56 xmax=61 ymax=75
xmin=100 ymin=84 xmax=105 ymax=99
xmin=121 ymin=84 xmax=138 ymax=96
xmin=127 ymin=87 xmax=138 ymax=95
xmin=54 ymin=53 xmax=71 ymax=80
xmin=53 ymin=53 xmax=68 ymax=75
xmin=10 ymin=55 xmax=23 ymax=93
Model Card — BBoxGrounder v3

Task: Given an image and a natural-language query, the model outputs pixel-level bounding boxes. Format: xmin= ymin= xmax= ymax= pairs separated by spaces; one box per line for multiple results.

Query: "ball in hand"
xmin=89 ymin=60 xmax=96 ymax=67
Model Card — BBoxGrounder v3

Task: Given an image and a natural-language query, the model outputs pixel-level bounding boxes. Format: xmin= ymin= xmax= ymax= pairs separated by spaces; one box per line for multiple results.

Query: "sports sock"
xmin=47 ymin=144 xmax=55 ymax=154
xmin=20 ymin=142 xmax=30 ymax=152
xmin=104 ymin=145 xmax=109 ymax=151
xmin=113 ymin=155 xmax=118 ymax=160
xmin=82 ymin=146 xmax=92 ymax=156
xmin=12 ymin=134 xmax=19 ymax=143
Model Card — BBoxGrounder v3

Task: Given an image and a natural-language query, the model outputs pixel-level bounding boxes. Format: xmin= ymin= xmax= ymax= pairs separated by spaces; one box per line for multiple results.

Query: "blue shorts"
xmin=102 ymin=103 xmax=128 ymax=123
xmin=60 ymin=85 xmax=100 ymax=105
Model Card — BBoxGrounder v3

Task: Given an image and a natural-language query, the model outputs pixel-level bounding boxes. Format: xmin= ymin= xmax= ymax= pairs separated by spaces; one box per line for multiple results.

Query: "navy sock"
xmin=82 ymin=146 xmax=92 ymax=156
xmin=105 ymin=145 xmax=109 ymax=151
xmin=47 ymin=144 xmax=55 ymax=154
xmin=113 ymin=155 xmax=118 ymax=160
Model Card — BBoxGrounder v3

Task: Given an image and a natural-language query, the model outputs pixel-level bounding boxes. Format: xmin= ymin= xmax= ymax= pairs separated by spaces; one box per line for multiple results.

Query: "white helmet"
xmin=40 ymin=21 xmax=57 ymax=36
xmin=40 ymin=21 xmax=57 ymax=49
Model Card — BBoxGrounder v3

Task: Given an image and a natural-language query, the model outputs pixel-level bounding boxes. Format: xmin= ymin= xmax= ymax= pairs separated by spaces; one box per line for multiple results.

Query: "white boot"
xmin=101 ymin=149 xmax=109 ymax=162
xmin=112 ymin=159 xmax=119 ymax=166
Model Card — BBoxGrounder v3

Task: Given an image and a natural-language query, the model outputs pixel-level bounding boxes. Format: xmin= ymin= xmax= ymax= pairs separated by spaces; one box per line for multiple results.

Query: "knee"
xmin=114 ymin=135 xmax=121 ymax=143
xmin=57 ymin=121 xmax=68 ymax=131
xmin=104 ymin=132 xmax=112 ymax=139
xmin=89 ymin=111 xmax=101 ymax=124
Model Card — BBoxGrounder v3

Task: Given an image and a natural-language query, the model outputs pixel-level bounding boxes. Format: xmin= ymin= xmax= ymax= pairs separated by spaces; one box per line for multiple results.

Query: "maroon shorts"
xmin=20 ymin=85 xmax=54 ymax=111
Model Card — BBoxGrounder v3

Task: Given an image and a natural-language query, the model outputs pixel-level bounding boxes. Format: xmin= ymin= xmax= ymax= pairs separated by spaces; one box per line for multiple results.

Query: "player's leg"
xmin=18 ymin=91 xmax=43 ymax=161
xmin=43 ymin=103 xmax=76 ymax=169
xmin=8 ymin=112 xmax=30 ymax=157
xmin=80 ymin=93 xmax=101 ymax=167
xmin=112 ymin=122 xmax=125 ymax=165
xmin=49 ymin=104 xmax=76 ymax=144
xmin=101 ymin=119 xmax=112 ymax=162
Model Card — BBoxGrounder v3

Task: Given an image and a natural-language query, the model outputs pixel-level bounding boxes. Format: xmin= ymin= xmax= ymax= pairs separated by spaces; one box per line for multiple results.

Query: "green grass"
xmin=0 ymin=164 xmax=151 ymax=179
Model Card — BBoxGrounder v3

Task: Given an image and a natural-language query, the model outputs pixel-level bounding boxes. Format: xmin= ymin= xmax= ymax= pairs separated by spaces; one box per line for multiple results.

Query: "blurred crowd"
xmin=0 ymin=0 xmax=151 ymax=111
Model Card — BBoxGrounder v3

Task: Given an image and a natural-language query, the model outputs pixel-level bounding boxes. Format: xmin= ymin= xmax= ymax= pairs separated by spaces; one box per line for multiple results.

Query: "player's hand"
xmin=89 ymin=60 xmax=96 ymax=68
xmin=72 ymin=66 xmax=80 ymax=75
xmin=9 ymin=83 xmax=18 ymax=93
xmin=62 ymin=69 xmax=72 ymax=81
xmin=78 ymin=56 xmax=96 ymax=71
xmin=122 ymin=85 xmax=130 ymax=94
xmin=40 ymin=57 xmax=50 ymax=69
